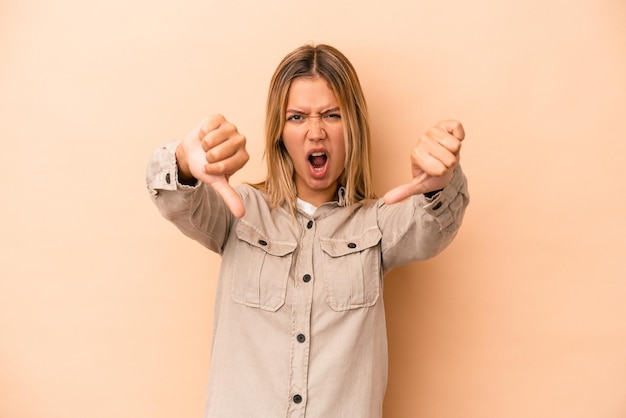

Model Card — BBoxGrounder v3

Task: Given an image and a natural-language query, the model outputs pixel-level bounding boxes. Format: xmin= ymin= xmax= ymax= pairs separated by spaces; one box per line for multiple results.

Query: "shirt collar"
xmin=296 ymin=186 xmax=347 ymax=214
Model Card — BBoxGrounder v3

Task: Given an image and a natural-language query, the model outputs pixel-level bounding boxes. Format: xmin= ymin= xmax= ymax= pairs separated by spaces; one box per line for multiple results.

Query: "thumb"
xmin=383 ymin=171 xmax=431 ymax=204
xmin=383 ymin=182 xmax=425 ymax=205
xmin=209 ymin=177 xmax=246 ymax=218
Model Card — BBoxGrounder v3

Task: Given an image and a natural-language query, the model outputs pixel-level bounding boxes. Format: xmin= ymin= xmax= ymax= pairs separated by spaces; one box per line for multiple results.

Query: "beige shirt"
xmin=147 ymin=140 xmax=469 ymax=418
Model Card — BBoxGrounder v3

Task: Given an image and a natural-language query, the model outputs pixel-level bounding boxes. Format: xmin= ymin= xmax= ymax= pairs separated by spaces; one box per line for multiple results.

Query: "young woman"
xmin=147 ymin=44 xmax=469 ymax=418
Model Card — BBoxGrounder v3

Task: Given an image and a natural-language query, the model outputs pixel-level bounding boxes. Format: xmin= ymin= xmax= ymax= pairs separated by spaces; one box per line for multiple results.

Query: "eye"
xmin=287 ymin=114 xmax=304 ymax=122
xmin=324 ymin=113 xmax=341 ymax=121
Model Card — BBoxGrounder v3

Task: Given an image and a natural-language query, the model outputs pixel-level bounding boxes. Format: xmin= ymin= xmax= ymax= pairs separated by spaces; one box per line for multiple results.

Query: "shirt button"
xmin=293 ymin=394 xmax=303 ymax=404
xmin=347 ymin=242 xmax=357 ymax=249
xmin=258 ymin=239 xmax=268 ymax=246
xmin=302 ymin=274 xmax=311 ymax=283
xmin=306 ymin=220 xmax=314 ymax=229
xmin=165 ymin=173 xmax=171 ymax=184
xmin=433 ymin=202 xmax=442 ymax=210
xmin=297 ymin=334 xmax=306 ymax=343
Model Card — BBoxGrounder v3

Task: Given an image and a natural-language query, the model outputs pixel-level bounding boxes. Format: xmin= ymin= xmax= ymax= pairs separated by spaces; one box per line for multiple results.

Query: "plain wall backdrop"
xmin=1 ymin=0 xmax=625 ymax=417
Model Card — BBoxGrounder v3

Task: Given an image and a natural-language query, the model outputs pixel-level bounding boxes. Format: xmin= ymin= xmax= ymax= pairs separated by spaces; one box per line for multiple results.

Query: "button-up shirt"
xmin=146 ymin=140 xmax=469 ymax=418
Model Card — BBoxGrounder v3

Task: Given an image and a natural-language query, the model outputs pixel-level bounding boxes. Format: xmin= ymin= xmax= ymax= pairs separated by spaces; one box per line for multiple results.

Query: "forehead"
xmin=286 ymin=76 xmax=338 ymax=109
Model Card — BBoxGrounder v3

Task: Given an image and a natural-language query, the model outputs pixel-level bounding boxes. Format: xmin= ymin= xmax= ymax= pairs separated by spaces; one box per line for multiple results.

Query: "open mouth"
xmin=308 ymin=152 xmax=328 ymax=171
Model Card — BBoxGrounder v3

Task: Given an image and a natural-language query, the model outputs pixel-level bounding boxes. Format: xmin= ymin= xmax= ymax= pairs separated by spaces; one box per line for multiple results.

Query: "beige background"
xmin=2 ymin=0 xmax=625 ymax=417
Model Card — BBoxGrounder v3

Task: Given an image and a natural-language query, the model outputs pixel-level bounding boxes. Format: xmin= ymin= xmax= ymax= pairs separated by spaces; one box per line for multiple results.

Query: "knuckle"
xmin=427 ymin=160 xmax=448 ymax=177
xmin=202 ymin=136 xmax=213 ymax=151
xmin=425 ymin=126 xmax=441 ymax=137
xmin=206 ymin=160 xmax=224 ymax=174
xmin=434 ymin=166 xmax=447 ymax=177
xmin=411 ymin=147 xmax=426 ymax=161
xmin=210 ymin=113 xmax=225 ymax=122
xmin=206 ymin=148 xmax=219 ymax=163
xmin=222 ymin=121 xmax=236 ymax=132
xmin=449 ymin=140 xmax=462 ymax=154
xmin=234 ymin=133 xmax=246 ymax=145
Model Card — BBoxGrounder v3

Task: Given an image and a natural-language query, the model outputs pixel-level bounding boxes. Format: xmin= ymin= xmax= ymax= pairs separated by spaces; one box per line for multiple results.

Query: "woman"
xmin=147 ymin=44 xmax=469 ymax=418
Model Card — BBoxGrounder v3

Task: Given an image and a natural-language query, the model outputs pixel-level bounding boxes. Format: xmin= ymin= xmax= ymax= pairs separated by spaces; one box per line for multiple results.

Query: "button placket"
xmin=302 ymin=220 xmax=313 ymax=283
xmin=286 ymin=215 xmax=315 ymax=415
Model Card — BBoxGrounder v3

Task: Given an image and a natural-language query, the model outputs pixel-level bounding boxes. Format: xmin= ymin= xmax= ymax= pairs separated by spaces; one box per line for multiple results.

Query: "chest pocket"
xmin=319 ymin=228 xmax=382 ymax=311
xmin=230 ymin=221 xmax=297 ymax=312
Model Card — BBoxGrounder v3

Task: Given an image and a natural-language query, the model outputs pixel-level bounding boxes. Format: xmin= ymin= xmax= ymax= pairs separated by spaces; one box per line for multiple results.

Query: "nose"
xmin=305 ymin=116 xmax=327 ymax=141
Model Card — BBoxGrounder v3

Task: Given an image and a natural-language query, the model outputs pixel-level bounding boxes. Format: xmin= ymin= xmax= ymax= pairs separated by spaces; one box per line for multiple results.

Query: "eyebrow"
xmin=285 ymin=107 xmax=341 ymax=114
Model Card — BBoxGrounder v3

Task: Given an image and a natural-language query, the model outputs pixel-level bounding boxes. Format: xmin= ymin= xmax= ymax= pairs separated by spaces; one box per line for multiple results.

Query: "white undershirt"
xmin=296 ymin=198 xmax=317 ymax=216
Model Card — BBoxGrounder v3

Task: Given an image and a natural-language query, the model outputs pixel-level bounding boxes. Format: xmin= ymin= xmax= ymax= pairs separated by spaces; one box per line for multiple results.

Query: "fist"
xmin=176 ymin=115 xmax=249 ymax=217
xmin=384 ymin=120 xmax=464 ymax=204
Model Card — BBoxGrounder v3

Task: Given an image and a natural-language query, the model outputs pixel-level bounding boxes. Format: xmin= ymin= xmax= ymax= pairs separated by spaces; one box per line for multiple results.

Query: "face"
xmin=281 ymin=76 xmax=346 ymax=206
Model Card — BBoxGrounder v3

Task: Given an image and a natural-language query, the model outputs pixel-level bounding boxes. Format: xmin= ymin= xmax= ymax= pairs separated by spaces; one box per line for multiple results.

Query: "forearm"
xmin=380 ymin=166 xmax=469 ymax=271
xmin=146 ymin=140 xmax=232 ymax=253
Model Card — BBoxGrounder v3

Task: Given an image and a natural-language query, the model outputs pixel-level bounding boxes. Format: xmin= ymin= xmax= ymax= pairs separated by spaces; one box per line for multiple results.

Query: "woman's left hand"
xmin=384 ymin=120 xmax=465 ymax=204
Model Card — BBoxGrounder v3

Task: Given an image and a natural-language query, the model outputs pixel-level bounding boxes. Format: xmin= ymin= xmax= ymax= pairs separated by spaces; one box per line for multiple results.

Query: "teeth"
xmin=311 ymin=152 xmax=325 ymax=157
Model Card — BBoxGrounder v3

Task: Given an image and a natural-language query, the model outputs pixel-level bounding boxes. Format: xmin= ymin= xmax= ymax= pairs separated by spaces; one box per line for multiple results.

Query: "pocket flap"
xmin=319 ymin=228 xmax=382 ymax=258
xmin=236 ymin=221 xmax=297 ymax=256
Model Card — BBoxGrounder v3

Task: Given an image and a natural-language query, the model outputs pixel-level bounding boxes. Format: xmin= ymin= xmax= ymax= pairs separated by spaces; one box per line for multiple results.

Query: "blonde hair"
xmin=252 ymin=44 xmax=375 ymax=213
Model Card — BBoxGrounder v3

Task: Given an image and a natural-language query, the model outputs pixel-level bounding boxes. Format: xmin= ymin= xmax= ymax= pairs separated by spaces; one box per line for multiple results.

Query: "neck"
xmin=297 ymin=187 xmax=337 ymax=207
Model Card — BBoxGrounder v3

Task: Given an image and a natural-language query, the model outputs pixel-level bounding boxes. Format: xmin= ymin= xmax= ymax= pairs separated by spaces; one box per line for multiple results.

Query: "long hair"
xmin=252 ymin=44 xmax=375 ymax=213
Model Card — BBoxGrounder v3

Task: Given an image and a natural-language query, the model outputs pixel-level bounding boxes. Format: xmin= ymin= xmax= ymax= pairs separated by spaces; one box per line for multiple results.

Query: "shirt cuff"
xmin=422 ymin=166 xmax=468 ymax=230
xmin=146 ymin=140 xmax=200 ymax=196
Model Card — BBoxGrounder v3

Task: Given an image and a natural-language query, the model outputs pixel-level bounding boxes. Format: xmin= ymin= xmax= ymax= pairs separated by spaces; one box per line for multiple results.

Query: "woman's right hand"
xmin=176 ymin=114 xmax=249 ymax=218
